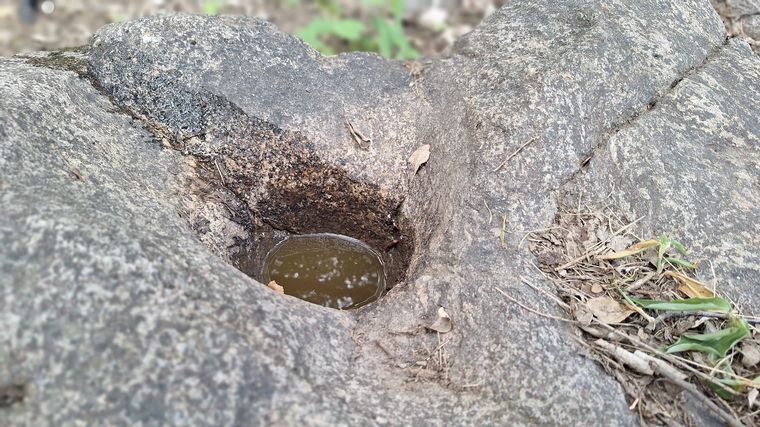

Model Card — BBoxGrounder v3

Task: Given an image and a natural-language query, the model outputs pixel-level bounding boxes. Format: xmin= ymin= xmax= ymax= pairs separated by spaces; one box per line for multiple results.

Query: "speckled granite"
xmin=566 ymin=38 xmax=760 ymax=313
xmin=1 ymin=0 xmax=756 ymax=425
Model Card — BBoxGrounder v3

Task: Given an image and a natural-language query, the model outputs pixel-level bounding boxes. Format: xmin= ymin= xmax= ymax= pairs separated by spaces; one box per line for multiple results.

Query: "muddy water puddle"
xmin=262 ymin=233 xmax=386 ymax=309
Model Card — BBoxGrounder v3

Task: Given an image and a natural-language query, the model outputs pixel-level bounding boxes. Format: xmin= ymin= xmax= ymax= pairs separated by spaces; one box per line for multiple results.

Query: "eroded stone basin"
xmin=262 ymin=233 xmax=385 ymax=309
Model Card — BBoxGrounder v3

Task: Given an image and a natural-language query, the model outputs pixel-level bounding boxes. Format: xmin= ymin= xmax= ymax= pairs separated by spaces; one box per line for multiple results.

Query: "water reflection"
xmin=262 ymin=233 xmax=386 ymax=309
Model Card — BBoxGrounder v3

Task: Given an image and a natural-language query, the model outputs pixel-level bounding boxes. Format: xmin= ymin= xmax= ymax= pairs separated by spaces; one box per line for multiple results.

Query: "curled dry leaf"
xmin=665 ymin=271 xmax=714 ymax=298
xmin=749 ymin=388 xmax=758 ymax=408
xmin=408 ymin=144 xmax=431 ymax=174
xmin=741 ymin=343 xmax=760 ymax=368
xmin=428 ymin=306 xmax=452 ymax=333
xmin=347 ymin=120 xmax=371 ymax=150
xmin=267 ymin=280 xmax=284 ymax=294
xmin=586 ymin=297 xmax=635 ymax=324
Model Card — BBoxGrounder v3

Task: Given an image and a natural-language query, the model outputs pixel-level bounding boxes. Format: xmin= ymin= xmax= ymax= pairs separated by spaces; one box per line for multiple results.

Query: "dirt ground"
xmin=0 ymin=0 xmax=503 ymax=57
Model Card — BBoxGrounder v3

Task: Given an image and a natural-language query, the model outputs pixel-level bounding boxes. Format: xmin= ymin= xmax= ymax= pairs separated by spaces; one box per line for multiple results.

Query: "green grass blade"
xmin=627 ymin=296 xmax=731 ymax=313
xmin=665 ymin=257 xmax=697 ymax=269
xmin=330 ymin=19 xmax=366 ymax=41
xmin=671 ymin=239 xmax=689 ymax=256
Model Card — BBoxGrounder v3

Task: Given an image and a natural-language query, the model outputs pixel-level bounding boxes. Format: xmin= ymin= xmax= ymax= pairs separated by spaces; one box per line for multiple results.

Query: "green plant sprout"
xmin=296 ymin=0 xmax=421 ymax=59
xmin=606 ymin=235 xmax=756 ymax=404
xmin=201 ymin=0 xmax=224 ymax=16
xmin=599 ymin=234 xmax=697 ymax=274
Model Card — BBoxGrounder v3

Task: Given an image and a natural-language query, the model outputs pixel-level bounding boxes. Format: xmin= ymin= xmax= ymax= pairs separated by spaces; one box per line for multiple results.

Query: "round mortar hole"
xmin=261 ymin=233 xmax=386 ymax=309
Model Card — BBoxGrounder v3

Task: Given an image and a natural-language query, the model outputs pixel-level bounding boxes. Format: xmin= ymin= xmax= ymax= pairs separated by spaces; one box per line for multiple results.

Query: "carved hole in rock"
xmin=179 ymin=94 xmax=414 ymax=308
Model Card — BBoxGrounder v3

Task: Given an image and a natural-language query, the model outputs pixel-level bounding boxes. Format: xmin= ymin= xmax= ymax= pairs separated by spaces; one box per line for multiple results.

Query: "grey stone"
xmin=0 ymin=0 xmax=755 ymax=425
xmin=711 ymin=0 xmax=760 ymax=52
xmin=566 ymin=38 xmax=760 ymax=313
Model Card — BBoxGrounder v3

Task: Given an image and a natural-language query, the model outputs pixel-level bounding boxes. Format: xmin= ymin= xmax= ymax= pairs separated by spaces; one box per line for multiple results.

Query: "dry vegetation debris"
xmin=500 ymin=205 xmax=760 ymax=426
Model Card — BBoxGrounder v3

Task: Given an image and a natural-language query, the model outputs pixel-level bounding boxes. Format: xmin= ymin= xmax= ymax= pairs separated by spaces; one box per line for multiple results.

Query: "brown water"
xmin=261 ymin=233 xmax=386 ymax=309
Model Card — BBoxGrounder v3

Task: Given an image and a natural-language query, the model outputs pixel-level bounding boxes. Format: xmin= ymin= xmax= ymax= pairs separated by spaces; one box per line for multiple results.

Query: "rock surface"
xmin=712 ymin=0 xmax=760 ymax=53
xmin=1 ymin=0 xmax=758 ymax=425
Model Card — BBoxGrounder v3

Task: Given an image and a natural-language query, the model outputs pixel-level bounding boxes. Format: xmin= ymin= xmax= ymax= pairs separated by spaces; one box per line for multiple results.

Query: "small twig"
xmin=483 ymin=199 xmax=493 ymax=224
xmin=609 ymin=216 xmax=644 ymax=238
xmin=663 ymin=352 xmax=758 ymax=387
xmin=60 ymin=156 xmax=84 ymax=181
xmin=493 ymin=138 xmax=536 ymax=172
xmin=374 ymin=340 xmax=394 ymax=358
xmin=633 ymin=350 xmax=687 ymax=380
xmin=555 ymin=247 xmax=604 ymax=271
xmin=214 ymin=159 xmax=226 ymax=186
xmin=424 ymin=336 xmax=451 ymax=362
xmin=499 ymin=213 xmax=508 ymax=248
xmin=580 ymin=325 xmax=620 ymax=341
xmin=740 ymin=408 xmax=760 ymax=421
xmin=594 ymin=339 xmax=653 ymax=375
xmin=628 ymin=397 xmax=640 ymax=411
xmin=626 ymin=271 xmax=656 ymax=292
xmin=648 ymin=360 xmax=743 ymax=427
xmin=495 ymin=287 xmax=576 ymax=323
xmin=517 ymin=226 xmax=571 ymax=248
xmin=520 ymin=276 xmax=571 ymax=311
xmin=591 ymin=321 xmax=741 ymax=397
xmin=461 ymin=383 xmax=483 ymax=389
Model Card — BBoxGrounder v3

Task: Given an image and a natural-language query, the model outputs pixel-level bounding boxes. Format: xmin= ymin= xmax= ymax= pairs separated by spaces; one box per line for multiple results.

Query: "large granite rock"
xmin=1 ymin=0 xmax=757 ymax=425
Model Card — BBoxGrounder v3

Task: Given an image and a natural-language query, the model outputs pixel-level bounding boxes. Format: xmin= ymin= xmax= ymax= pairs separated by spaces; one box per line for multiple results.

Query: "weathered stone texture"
xmin=2 ymin=0 xmax=758 ymax=425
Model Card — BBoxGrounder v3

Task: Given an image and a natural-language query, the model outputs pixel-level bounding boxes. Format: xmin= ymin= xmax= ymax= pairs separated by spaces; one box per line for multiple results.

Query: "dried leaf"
xmin=741 ymin=343 xmax=760 ymax=368
xmin=666 ymin=271 xmax=714 ymax=298
xmin=347 ymin=120 xmax=371 ymax=149
xmin=591 ymin=283 xmax=604 ymax=294
xmin=586 ymin=297 xmax=634 ymax=324
xmin=577 ymin=309 xmax=594 ymax=326
xmin=749 ymin=388 xmax=758 ymax=408
xmin=408 ymin=144 xmax=431 ymax=174
xmin=598 ymin=239 xmax=659 ymax=260
xmin=428 ymin=306 xmax=452 ymax=333
xmin=267 ymin=280 xmax=284 ymax=294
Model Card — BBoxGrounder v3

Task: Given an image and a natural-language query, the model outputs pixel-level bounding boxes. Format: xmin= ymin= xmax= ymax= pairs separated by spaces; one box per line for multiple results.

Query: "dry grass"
xmin=502 ymin=204 xmax=760 ymax=426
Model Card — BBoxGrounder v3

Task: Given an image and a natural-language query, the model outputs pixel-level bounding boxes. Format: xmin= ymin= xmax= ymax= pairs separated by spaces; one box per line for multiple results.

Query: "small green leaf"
xmin=665 ymin=257 xmax=697 ymax=269
xmin=373 ymin=17 xmax=393 ymax=58
xmin=708 ymin=379 xmax=739 ymax=400
xmin=657 ymin=235 xmax=671 ymax=274
xmin=627 ymin=296 xmax=732 ymax=313
xmin=385 ymin=20 xmax=420 ymax=59
xmin=296 ymin=18 xmax=335 ymax=54
xmin=659 ymin=235 xmax=671 ymax=258
xmin=201 ymin=0 xmax=224 ymax=15
xmin=665 ymin=317 xmax=749 ymax=359
xmin=390 ymin=0 xmax=405 ymax=21
xmin=330 ymin=19 xmax=367 ymax=41
xmin=671 ymin=239 xmax=689 ymax=256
